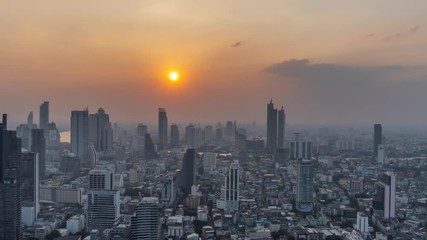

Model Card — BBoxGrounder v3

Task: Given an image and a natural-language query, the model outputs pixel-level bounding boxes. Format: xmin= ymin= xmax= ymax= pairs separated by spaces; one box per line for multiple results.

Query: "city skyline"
xmin=1 ymin=1 xmax=427 ymax=126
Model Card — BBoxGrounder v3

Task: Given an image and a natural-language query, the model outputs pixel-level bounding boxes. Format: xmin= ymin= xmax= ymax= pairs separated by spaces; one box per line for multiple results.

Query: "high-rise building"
xmin=177 ymin=149 xmax=195 ymax=195
xmin=131 ymin=197 xmax=159 ymax=240
xmin=86 ymin=169 xmax=120 ymax=231
xmin=31 ymin=129 xmax=46 ymax=179
xmin=21 ymin=152 xmax=40 ymax=226
xmin=137 ymin=123 xmax=147 ymax=137
xmin=203 ymin=153 xmax=217 ymax=175
xmin=205 ymin=125 xmax=213 ymax=143
xmin=289 ymin=133 xmax=312 ymax=160
xmin=47 ymin=122 xmax=60 ymax=148
xmin=158 ymin=108 xmax=168 ymax=150
xmin=144 ymin=134 xmax=158 ymax=159
xmin=71 ymin=110 xmax=90 ymax=167
xmin=89 ymin=169 xmax=113 ymax=190
xmin=162 ymin=177 xmax=175 ymax=206
xmin=266 ymin=99 xmax=278 ymax=151
xmin=170 ymin=124 xmax=179 ymax=147
xmin=296 ymin=158 xmax=314 ymax=212
xmin=217 ymin=160 xmax=240 ymax=212
xmin=374 ymin=124 xmax=382 ymax=156
xmin=186 ymin=124 xmax=196 ymax=147
xmin=89 ymin=108 xmax=113 ymax=152
xmin=0 ymin=114 xmax=22 ymax=240
xmin=224 ymin=121 xmax=234 ymax=137
xmin=356 ymin=212 xmax=369 ymax=235
xmin=39 ymin=101 xmax=49 ymax=139
xmin=375 ymin=172 xmax=396 ymax=219
xmin=16 ymin=112 xmax=37 ymax=150
xmin=377 ymin=144 xmax=385 ymax=164
xmin=278 ymin=107 xmax=286 ymax=149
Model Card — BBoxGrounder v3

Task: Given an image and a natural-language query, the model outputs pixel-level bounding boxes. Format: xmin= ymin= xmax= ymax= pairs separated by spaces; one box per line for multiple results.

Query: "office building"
xmin=205 ymin=125 xmax=213 ymax=143
xmin=296 ymin=158 xmax=314 ymax=212
xmin=377 ymin=144 xmax=385 ymax=165
xmin=86 ymin=169 xmax=119 ymax=231
xmin=71 ymin=110 xmax=90 ymax=167
xmin=158 ymin=108 xmax=168 ymax=150
xmin=39 ymin=101 xmax=49 ymax=139
xmin=144 ymin=133 xmax=158 ymax=159
xmin=356 ymin=212 xmax=369 ymax=234
xmin=186 ymin=124 xmax=196 ymax=147
xmin=89 ymin=108 xmax=113 ymax=152
xmin=374 ymin=124 xmax=382 ymax=156
xmin=266 ymin=99 xmax=278 ymax=151
xmin=137 ymin=123 xmax=147 ymax=137
xmin=47 ymin=122 xmax=60 ymax=148
xmin=31 ymin=129 xmax=46 ymax=179
xmin=217 ymin=160 xmax=240 ymax=212
xmin=170 ymin=124 xmax=179 ymax=147
xmin=21 ymin=152 xmax=40 ymax=226
xmin=278 ymin=107 xmax=286 ymax=148
xmin=162 ymin=177 xmax=175 ymax=206
xmin=289 ymin=133 xmax=312 ymax=160
xmin=89 ymin=169 xmax=113 ymax=190
xmin=203 ymin=152 xmax=217 ymax=175
xmin=0 ymin=114 xmax=22 ymax=240
xmin=375 ymin=172 xmax=396 ymax=219
xmin=177 ymin=149 xmax=195 ymax=195
xmin=131 ymin=197 xmax=159 ymax=240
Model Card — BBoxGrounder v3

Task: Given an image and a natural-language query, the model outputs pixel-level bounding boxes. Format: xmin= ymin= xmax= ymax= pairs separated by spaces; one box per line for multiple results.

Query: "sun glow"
xmin=168 ymin=71 xmax=179 ymax=82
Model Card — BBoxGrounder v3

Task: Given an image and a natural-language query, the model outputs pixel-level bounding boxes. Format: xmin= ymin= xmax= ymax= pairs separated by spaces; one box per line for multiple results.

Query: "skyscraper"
xmin=31 ymin=129 xmax=46 ymax=179
xmin=278 ymin=107 xmax=286 ymax=149
xmin=71 ymin=110 xmax=90 ymax=167
xmin=86 ymin=169 xmax=120 ymax=231
xmin=137 ymin=123 xmax=147 ymax=137
xmin=39 ymin=101 xmax=49 ymax=139
xmin=289 ymin=133 xmax=312 ymax=160
xmin=158 ymin=108 xmax=168 ymax=150
xmin=296 ymin=158 xmax=314 ymax=212
xmin=177 ymin=149 xmax=196 ymax=195
xmin=170 ymin=124 xmax=179 ymax=147
xmin=374 ymin=124 xmax=382 ymax=156
xmin=0 ymin=114 xmax=22 ymax=240
xmin=89 ymin=108 xmax=113 ymax=152
xmin=266 ymin=99 xmax=278 ymax=151
xmin=186 ymin=124 xmax=196 ymax=147
xmin=21 ymin=152 xmax=40 ymax=226
xmin=131 ymin=197 xmax=160 ymax=240
xmin=217 ymin=160 xmax=240 ymax=212
xmin=144 ymin=133 xmax=158 ymax=159
xmin=375 ymin=172 xmax=396 ymax=219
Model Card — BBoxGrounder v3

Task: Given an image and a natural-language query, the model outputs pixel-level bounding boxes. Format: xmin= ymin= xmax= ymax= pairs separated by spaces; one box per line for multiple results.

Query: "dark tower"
xmin=177 ymin=149 xmax=195 ymax=195
xmin=278 ymin=106 xmax=286 ymax=149
xmin=266 ymin=99 xmax=278 ymax=151
xmin=0 ymin=114 xmax=23 ymax=240
xmin=374 ymin=124 xmax=382 ymax=156
xmin=158 ymin=108 xmax=168 ymax=150
xmin=170 ymin=124 xmax=179 ymax=147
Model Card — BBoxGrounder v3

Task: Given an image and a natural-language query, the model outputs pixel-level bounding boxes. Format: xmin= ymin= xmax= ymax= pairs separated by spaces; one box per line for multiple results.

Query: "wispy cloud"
xmin=231 ymin=41 xmax=242 ymax=47
xmin=383 ymin=25 xmax=421 ymax=41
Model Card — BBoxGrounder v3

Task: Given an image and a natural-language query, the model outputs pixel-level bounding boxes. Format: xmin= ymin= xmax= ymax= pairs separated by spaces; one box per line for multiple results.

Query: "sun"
xmin=168 ymin=71 xmax=179 ymax=82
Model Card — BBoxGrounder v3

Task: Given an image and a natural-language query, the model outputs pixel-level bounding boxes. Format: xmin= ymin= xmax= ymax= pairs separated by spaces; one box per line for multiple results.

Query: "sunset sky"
xmin=1 ymin=1 xmax=427 ymax=127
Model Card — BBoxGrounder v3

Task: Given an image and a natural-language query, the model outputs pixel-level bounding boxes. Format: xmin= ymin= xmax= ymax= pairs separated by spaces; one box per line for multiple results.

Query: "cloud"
xmin=409 ymin=25 xmax=421 ymax=34
xmin=383 ymin=25 xmax=421 ymax=41
xmin=262 ymin=59 xmax=414 ymax=83
xmin=231 ymin=41 xmax=242 ymax=47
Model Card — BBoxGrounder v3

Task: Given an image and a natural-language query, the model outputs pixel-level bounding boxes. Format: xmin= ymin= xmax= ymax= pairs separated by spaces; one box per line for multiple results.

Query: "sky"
xmin=1 ymin=0 xmax=427 ymax=128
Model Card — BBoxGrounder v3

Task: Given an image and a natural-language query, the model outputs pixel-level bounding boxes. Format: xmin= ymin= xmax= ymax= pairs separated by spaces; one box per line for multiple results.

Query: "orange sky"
xmin=1 ymin=1 xmax=427 ymax=127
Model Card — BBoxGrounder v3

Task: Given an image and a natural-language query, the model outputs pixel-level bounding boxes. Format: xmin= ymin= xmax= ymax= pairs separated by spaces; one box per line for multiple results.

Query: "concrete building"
xmin=296 ymin=158 xmax=314 ymax=212
xmin=131 ymin=197 xmax=159 ymax=240
xmin=71 ymin=110 xmax=90 ymax=167
xmin=158 ymin=108 xmax=168 ymax=150
xmin=217 ymin=160 xmax=240 ymax=212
